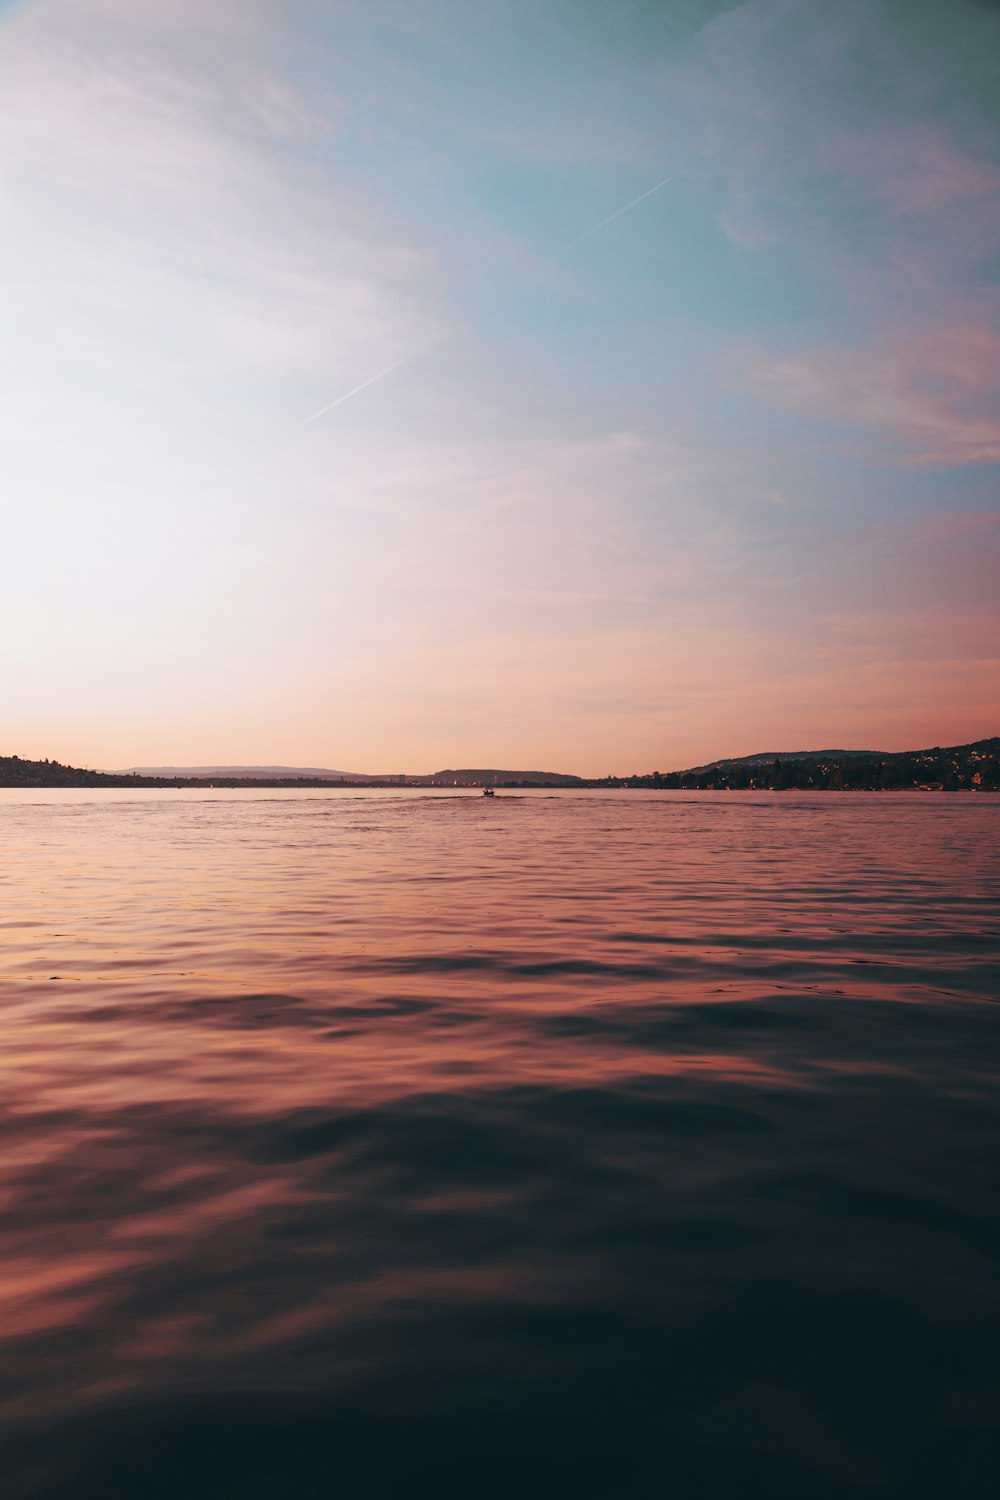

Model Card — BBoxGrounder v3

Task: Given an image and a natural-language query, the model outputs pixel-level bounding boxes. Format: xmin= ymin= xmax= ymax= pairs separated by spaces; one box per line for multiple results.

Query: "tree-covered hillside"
xmin=611 ymin=739 xmax=1000 ymax=791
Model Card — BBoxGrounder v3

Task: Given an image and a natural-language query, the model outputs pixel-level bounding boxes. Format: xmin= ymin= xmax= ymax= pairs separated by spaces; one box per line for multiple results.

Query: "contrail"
xmin=298 ymin=349 xmax=421 ymax=427
xmin=298 ymin=175 xmax=675 ymax=425
xmin=561 ymin=173 xmax=676 ymax=252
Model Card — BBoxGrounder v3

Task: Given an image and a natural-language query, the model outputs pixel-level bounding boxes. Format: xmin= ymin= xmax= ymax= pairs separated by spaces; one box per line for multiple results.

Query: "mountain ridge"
xmin=687 ymin=748 xmax=879 ymax=773
xmin=1 ymin=738 xmax=996 ymax=789
xmin=121 ymin=765 xmax=372 ymax=781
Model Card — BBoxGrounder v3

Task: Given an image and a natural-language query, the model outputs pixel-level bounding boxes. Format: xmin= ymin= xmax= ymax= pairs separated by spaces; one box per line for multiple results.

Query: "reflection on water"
xmin=0 ymin=789 xmax=998 ymax=1498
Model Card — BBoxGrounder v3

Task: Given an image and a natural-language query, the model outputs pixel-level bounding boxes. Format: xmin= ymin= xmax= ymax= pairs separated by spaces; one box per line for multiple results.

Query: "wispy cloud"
xmin=0 ymin=0 xmax=442 ymax=446
xmin=742 ymin=326 xmax=1000 ymax=466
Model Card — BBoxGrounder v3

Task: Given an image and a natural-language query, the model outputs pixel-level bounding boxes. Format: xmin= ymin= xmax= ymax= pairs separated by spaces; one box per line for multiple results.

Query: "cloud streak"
xmin=743 ymin=325 xmax=1000 ymax=466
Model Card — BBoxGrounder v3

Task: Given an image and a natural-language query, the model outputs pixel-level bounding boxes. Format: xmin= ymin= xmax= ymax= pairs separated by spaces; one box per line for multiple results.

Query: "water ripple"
xmin=0 ymin=788 xmax=997 ymax=1497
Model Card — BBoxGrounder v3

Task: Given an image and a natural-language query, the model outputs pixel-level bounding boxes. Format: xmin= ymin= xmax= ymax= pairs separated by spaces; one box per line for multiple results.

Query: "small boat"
xmin=483 ymin=786 xmax=495 ymax=797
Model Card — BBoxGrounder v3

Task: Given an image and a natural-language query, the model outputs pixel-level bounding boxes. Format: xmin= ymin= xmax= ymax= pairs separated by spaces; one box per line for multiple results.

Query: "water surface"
xmin=1 ymin=789 xmax=998 ymax=1497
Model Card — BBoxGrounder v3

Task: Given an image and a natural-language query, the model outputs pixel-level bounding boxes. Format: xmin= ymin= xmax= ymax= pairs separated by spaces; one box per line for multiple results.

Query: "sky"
xmin=2 ymin=0 xmax=998 ymax=775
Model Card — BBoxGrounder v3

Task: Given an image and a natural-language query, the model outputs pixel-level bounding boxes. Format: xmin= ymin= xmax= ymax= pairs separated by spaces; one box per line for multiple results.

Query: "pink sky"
xmin=1 ymin=0 xmax=997 ymax=774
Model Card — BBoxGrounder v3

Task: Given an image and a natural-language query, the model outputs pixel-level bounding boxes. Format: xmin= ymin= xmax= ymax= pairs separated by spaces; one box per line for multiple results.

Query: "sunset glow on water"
xmin=1 ymin=788 xmax=998 ymax=1497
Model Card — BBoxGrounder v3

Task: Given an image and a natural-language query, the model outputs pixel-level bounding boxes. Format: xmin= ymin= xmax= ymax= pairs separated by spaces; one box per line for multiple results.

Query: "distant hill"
xmin=122 ymin=765 xmax=371 ymax=781
xmin=123 ymin=766 xmax=584 ymax=786
xmin=616 ymin=738 xmax=999 ymax=791
xmin=427 ymin=768 xmax=584 ymax=786
xmin=0 ymin=756 xmax=582 ymax=789
xmin=1 ymin=741 xmax=996 ymax=790
xmin=0 ymin=757 xmax=378 ymax=788
xmin=688 ymin=749 xmax=877 ymax=774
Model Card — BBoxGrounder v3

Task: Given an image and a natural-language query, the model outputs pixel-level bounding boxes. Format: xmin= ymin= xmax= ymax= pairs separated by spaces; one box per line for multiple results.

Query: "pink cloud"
xmin=743 ymin=324 xmax=1000 ymax=466
xmin=830 ymin=126 xmax=1000 ymax=215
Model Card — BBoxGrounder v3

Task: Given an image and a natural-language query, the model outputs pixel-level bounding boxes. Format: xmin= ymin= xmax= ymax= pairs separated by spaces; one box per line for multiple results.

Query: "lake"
xmin=1 ymin=788 xmax=998 ymax=1498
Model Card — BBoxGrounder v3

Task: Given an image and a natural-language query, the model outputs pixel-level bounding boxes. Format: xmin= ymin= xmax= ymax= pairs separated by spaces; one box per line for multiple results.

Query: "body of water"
xmin=1 ymin=789 xmax=998 ymax=1497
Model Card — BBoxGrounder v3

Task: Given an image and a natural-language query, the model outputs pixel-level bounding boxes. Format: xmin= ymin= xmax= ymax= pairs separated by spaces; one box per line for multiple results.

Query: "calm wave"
xmin=1 ymin=789 xmax=998 ymax=1498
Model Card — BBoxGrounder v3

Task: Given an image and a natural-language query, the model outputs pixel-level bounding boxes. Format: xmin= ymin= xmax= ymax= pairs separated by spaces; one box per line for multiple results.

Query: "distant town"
xmin=1 ymin=738 xmax=997 ymax=790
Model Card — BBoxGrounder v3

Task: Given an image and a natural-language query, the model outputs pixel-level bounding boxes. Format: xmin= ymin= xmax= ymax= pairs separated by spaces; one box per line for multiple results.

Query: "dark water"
xmin=1 ymin=788 xmax=998 ymax=1498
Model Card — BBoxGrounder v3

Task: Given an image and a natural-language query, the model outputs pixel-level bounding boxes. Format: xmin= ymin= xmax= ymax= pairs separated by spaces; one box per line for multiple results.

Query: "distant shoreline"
xmin=1 ymin=783 xmax=994 ymax=792
xmin=1 ymin=738 xmax=997 ymax=792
